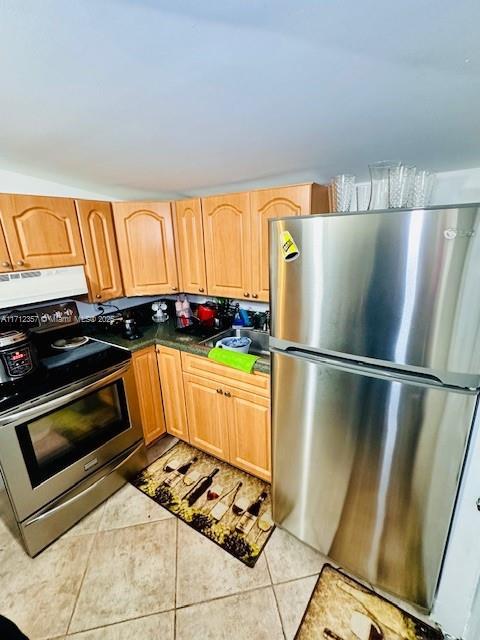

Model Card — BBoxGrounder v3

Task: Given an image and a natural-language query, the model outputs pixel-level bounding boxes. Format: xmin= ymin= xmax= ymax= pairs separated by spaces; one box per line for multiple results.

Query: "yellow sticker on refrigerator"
xmin=280 ymin=230 xmax=300 ymax=262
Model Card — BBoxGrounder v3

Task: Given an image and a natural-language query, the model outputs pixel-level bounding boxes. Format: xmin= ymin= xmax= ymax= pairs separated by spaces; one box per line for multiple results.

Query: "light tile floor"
xmin=0 ymin=478 xmax=326 ymax=640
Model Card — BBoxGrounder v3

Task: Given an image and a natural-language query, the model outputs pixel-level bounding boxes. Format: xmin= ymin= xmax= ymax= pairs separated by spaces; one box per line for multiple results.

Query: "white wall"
xmin=433 ymin=405 xmax=480 ymax=638
xmin=0 ymin=167 xmax=115 ymax=200
xmin=431 ymin=167 xmax=480 ymax=206
xmin=2 ymin=164 xmax=480 ymax=207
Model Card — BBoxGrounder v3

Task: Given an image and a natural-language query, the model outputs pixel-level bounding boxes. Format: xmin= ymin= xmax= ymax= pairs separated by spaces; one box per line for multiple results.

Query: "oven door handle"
xmin=1 ymin=361 xmax=131 ymax=427
xmin=23 ymin=441 xmax=144 ymax=527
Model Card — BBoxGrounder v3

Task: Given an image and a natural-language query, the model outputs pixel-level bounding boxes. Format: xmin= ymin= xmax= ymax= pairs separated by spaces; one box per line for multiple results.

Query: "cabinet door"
xmin=183 ymin=373 xmax=229 ymax=460
xmin=113 ymin=201 xmax=178 ymax=296
xmin=75 ymin=200 xmax=124 ymax=302
xmin=0 ymin=194 xmax=84 ymax=270
xmin=174 ymin=199 xmax=207 ymax=295
xmin=132 ymin=347 xmax=166 ymax=445
xmin=0 ymin=222 xmax=12 ymax=272
xmin=202 ymin=192 xmax=251 ymax=299
xmin=250 ymin=184 xmax=314 ymax=302
xmin=226 ymin=386 xmax=271 ymax=481
xmin=156 ymin=346 xmax=189 ymax=441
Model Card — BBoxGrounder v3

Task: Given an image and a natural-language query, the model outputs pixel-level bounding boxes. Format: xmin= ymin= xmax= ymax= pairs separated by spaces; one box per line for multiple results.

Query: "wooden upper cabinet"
xmin=0 ymin=194 xmax=84 ymax=270
xmin=75 ymin=200 xmax=123 ymax=303
xmin=0 ymin=223 xmax=12 ymax=273
xmin=250 ymin=183 xmax=329 ymax=301
xmin=112 ymin=201 xmax=178 ymax=296
xmin=132 ymin=347 xmax=166 ymax=445
xmin=156 ymin=345 xmax=189 ymax=442
xmin=202 ymin=192 xmax=251 ymax=300
xmin=174 ymin=199 xmax=207 ymax=295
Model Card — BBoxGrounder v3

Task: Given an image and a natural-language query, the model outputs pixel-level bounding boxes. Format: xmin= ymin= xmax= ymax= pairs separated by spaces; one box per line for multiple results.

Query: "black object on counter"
xmin=122 ymin=317 xmax=142 ymax=340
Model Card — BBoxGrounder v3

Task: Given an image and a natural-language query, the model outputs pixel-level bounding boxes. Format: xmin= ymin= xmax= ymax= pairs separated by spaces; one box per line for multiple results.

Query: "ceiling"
xmin=0 ymin=0 xmax=479 ymax=199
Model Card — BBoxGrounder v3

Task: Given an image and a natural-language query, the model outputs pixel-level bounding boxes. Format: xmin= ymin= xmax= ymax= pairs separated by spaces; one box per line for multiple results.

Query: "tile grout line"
xmin=65 ymin=585 xmax=278 ymax=638
xmin=64 ymin=519 xmax=102 ymax=637
xmin=176 ymin=583 xmax=277 ymax=612
xmin=67 ymin=513 xmax=174 ymax=540
xmin=47 ymin=519 xmax=320 ymax=639
xmin=64 ymin=517 xmax=177 ymax=638
xmin=174 ymin=518 xmax=179 ymax=640
xmin=272 ymin=570 xmax=323 ymax=588
xmin=264 ymin=550 xmax=287 ymax=640
xmin=65 ymin=607 xmax=176 ymax=637
xmin=64 ymin=577 xmax=293 ymax=637
xmin=97 ymin=513 xmax=174 ymax=534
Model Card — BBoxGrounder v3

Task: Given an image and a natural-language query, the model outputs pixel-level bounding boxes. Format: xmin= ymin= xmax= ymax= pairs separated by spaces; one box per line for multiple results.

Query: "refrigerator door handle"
xmin=272 ymin=346 xmax=476 ymax=393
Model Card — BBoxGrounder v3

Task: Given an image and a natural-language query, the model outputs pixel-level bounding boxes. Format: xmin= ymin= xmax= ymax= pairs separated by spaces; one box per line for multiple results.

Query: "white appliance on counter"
xmin=0 ymin=266 xmax=88 ymax=309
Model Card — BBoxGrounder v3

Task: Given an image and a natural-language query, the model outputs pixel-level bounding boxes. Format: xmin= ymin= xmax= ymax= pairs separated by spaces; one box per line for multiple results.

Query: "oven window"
xmin=16 ymin=381 xmax=130 ymax=487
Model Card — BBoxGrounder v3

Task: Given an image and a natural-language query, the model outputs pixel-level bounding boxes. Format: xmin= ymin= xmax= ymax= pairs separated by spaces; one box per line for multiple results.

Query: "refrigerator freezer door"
xmin=270 ymin=205 xmax=480 ymax=387
xmin=271 ymin=349 xmax=477 ymax=609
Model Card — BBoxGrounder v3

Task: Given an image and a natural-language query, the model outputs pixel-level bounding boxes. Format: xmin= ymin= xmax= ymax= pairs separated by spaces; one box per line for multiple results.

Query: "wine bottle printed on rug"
xmin=131 ymin=441 xmax=274 ymax=567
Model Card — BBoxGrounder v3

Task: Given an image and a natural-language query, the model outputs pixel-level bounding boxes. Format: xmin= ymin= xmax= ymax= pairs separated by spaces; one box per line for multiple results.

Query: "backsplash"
xmin=73 ymin=294 xmax=268 ymax=319
xmin=1 ymin=293 xmax=268 ymax=320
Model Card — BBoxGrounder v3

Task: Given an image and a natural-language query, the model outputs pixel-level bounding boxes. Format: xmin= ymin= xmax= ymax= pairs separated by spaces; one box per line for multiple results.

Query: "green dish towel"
xmin=208 ymin=347 xmax=259 ymax=373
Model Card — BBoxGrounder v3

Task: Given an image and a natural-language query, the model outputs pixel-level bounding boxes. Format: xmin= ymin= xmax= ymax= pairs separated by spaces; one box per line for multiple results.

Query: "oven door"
xmin=0 ymin=361 xmax=143 ymax=520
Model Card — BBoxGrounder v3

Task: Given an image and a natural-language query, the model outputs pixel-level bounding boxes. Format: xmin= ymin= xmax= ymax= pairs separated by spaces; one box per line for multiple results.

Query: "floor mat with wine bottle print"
xmin=131 ymin=441 xmax=274 ymax=567
xmin=295 ymin=564 xmax=443 ymax=640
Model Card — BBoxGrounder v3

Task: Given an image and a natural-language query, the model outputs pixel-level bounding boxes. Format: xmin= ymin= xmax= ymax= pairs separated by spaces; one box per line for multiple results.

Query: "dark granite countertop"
xmin=91 ymin=320 xmax=270 ymax=374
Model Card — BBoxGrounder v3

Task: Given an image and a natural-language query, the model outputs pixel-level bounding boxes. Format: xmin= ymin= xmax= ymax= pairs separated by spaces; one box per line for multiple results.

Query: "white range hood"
xmin=0 ymin=266 xmax=88 ymax=309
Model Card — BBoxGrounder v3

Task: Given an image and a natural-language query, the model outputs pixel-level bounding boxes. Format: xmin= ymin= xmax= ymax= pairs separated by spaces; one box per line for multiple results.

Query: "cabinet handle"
xmin=244 ymin=292 xmax=250 ymax=298
xmin=216 ymin=388 xmax=223 ymax=394
xmin=252 ymin=293 xmax=258 ymax=299
xmin=172 ymin=286 xmax=178 ymax=291
xmin=224 ymin=391 xmax=231 ymax=398
xmin=1 ymin=261 xmax=10 ymax=268
xmin=95 ymin=294 xmax=101 ymax=299
xmin=16 ymin=260 xmax=25 ymax=266
xmin=199 ymin=287 xmax=205 ymax=293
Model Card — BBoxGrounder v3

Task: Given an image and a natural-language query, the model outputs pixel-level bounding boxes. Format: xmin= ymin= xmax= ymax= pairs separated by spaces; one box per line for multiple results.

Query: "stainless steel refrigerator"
xmin=269 ymin=204 xmax=480 ymax=610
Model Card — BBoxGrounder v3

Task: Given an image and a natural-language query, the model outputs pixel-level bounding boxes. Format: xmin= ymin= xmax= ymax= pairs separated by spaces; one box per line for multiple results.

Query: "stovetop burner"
xmin=0 ymin=302 xmax=131 ymax=415
xmin=51 ymin=336 xmax=89 ymax=350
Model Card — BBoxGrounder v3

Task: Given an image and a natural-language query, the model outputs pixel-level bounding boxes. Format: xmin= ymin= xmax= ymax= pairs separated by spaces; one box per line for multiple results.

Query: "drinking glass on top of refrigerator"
xmin=332 ymin=174 xmax=355 ymax=212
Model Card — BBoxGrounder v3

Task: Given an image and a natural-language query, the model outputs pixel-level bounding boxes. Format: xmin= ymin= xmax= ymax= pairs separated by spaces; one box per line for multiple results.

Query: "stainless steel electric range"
xmin=0 ymin=301 xmax=147 ymax=556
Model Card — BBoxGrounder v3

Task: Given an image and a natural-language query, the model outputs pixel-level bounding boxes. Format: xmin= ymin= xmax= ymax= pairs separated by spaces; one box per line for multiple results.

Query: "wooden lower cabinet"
xmin=181 ymin=351 xmax=269 ymax=397
xmin=156 ymin=345 xmax=189 ymax=441
xmin=131 ymin=347 xmax=166 ymax=445
xmin=182 ymin=365 xmax=271 ymax=481
xmin=183 ymin=373 xmax=230 ymax=460
xmin=132 ymin=345 xmax=271 ymax=479
xmin=227 ymin=387 xmax=271 ymax=481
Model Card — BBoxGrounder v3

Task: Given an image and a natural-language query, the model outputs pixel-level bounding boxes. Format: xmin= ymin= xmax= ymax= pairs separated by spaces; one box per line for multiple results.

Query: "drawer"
xmin=181 ymin=352 xmax=270 ymax=398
